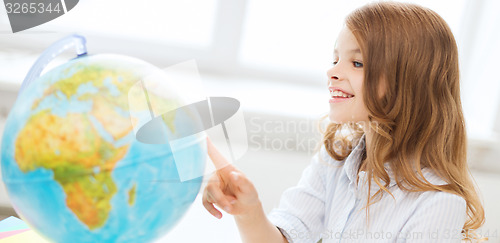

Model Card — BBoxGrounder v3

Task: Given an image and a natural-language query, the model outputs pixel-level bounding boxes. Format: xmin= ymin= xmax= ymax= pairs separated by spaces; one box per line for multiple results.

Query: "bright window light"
xmin=239 ymin=0 xmax=466 ymax=79
xmin=45 ymin=0 xmax=217 ymax=48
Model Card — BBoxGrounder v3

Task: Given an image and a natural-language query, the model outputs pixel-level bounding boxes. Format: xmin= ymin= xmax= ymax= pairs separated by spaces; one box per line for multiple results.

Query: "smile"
xmin=329 ymin=87 xmax=354 ymax=103
xmin=330 ymin=90 xmax=354 ymax=98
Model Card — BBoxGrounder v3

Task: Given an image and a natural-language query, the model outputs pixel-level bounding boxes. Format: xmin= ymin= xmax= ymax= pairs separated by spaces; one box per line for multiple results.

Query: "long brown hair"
xmin=319 ymin=2 xmax=486 ymax=241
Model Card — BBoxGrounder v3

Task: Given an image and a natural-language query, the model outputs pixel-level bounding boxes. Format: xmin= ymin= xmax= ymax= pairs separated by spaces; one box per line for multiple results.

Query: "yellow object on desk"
xmin=0 ymin=230 xmax=49 ymax=243
xmin=0 ymin=216 xmax=48 ymax=242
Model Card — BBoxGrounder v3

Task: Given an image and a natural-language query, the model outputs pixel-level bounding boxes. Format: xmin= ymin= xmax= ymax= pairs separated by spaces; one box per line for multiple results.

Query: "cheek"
xmin=353 ymin=87 xmax=370 ymax=119
xmin=352 ymin=77 xmax=365 ymax=98
xmin=354 ymin=94 xmax=369 ymax=114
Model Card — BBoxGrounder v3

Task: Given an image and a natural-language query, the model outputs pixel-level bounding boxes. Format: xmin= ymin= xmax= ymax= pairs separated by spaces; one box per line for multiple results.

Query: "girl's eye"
xmin=353 ymin=61 xmax=363 ymax=67
xmin=332 ymin=61 xmax=338 ymax=65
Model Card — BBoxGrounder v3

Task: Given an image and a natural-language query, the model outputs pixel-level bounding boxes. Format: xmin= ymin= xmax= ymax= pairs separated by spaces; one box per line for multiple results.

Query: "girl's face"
xmin=327 ymin=27 xmax=370 ymax=124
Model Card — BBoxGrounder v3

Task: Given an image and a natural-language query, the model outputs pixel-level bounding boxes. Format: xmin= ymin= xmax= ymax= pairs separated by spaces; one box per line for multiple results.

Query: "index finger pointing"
xmin=206 ymin=137 xmax=232 ymax=171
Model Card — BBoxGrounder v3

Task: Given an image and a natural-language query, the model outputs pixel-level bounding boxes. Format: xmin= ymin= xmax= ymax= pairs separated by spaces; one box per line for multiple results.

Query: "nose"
xmin=326 ymin=65 xmax=343 ymax=84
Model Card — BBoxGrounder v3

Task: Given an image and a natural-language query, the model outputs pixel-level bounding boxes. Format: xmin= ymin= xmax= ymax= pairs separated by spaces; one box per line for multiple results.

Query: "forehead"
xmin=334 ymin=27 xmax=361 ymax=55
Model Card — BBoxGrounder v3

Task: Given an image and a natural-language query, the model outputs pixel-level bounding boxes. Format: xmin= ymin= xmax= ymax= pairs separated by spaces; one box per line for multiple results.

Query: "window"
xmin=239 ymin=0 xmax=466 ymax=85
xmin=0 ymin=0 xmax=467 ymax=84
xmin=19 ymin=0 xmax=218 ymax=48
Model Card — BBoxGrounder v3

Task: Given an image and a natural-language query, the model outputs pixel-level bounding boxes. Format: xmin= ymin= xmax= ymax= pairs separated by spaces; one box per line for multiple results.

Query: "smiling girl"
xmin=202 ymin=2 xmax=486 ymax=242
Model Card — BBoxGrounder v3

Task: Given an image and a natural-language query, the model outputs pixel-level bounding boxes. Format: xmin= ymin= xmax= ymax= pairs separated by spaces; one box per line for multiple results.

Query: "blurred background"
xmin=0 ymin=0 xmax=499 ymax=242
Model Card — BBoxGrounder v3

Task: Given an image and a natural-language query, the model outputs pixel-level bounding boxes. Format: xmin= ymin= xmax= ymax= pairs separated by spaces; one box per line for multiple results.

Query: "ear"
xmin=377 ymin=76 xmax=388 ymax=99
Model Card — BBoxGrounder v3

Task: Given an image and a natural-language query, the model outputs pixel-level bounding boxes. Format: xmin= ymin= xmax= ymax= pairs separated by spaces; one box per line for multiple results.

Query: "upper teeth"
xmin=330 ymin=90 xmax=354 ymax=98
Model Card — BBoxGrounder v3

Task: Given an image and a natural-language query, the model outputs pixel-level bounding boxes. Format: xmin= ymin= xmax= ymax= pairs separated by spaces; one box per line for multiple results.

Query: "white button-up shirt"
xmin=267 ymin=135 xmax=467 ymax=243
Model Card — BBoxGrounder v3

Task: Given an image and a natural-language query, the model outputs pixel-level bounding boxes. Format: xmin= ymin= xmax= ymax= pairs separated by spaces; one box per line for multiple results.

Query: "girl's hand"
xmin=202 ymin=137 xmax=261 ymax=219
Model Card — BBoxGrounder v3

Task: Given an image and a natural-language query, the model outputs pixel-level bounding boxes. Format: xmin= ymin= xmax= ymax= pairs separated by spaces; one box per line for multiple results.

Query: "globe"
xmin=0 ymin=54 xmax=207 ymax=242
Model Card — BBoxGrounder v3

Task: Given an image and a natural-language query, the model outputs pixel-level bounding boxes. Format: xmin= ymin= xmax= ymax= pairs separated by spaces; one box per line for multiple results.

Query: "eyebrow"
xmin=333 ymin=48 xmax=361 ymax=55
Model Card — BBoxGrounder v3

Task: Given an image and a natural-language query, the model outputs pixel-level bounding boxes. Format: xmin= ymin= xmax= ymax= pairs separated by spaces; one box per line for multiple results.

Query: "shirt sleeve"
xmin=267 ymin=146 xmax=335 ymax=243
xmin=400 ymin=192 xmax=467 ymax=243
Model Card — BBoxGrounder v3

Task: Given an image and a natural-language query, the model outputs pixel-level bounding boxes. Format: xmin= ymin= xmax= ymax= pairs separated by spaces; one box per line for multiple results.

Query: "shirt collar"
xmin=343 ymin=134 xmax=398 ymax=198
xmin=343 ymin=134 xmax=366 ymax=186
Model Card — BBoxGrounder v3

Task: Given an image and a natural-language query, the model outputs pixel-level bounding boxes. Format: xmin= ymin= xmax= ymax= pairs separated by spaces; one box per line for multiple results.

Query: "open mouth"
xmin=330 ymin=90 xmax=354 ymax=98
xmin=329 ymin=88 xmax=354 ymax=103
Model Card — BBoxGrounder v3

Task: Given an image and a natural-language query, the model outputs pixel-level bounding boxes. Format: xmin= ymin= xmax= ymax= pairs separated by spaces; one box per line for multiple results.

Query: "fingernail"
xmin=231 ymin=172 xmax=238 ymax=181
xmin=224 ymin=206 xmax=231 ymax=212
xmin=230 ymin=199 xmax=237 ymax=204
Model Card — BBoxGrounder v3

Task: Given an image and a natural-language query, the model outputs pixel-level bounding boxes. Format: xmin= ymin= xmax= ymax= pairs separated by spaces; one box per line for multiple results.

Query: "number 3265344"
xmin=5 ymin=2 xmax=62 ymax=14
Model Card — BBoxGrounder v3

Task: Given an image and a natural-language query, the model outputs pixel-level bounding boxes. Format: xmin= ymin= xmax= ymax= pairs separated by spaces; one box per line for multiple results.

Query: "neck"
xmin=364 ymin=129 xmax=373 ymax=153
